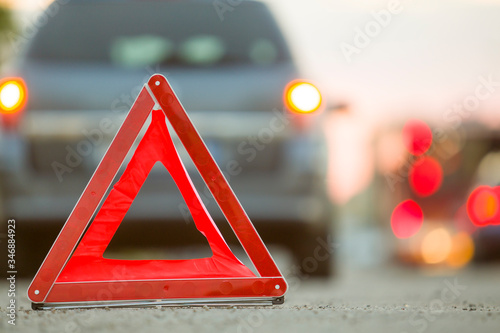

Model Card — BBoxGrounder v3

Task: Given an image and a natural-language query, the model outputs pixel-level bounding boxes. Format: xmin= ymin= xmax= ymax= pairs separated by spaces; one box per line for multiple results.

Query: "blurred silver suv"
xmin=0 ymin=0 xmax=333 ymax=275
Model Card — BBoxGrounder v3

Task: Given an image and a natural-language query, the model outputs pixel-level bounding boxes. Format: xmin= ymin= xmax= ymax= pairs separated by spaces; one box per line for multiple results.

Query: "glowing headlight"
xmin=0 ymin=78 xmax=27 ymax=114
xmin=285 ymin=81 xmax=322 ymax=114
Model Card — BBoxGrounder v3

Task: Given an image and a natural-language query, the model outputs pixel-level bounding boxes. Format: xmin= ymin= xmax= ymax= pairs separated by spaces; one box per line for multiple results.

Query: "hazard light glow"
xmin=285 ymin=81 xmax=322 ymax=114
xmin=0 ymin=78 xmax=27 ymax=114
xmin=391 ymin=200 xmax=424 ymax=239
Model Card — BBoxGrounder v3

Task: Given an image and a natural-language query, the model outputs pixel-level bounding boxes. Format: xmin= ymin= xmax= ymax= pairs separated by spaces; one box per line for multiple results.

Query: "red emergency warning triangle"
xmin=28 ymin=74 xmax=287 ymax=306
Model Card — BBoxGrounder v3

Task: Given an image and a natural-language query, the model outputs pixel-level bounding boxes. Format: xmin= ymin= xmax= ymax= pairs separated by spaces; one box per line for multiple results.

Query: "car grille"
xmin=230 ymin=139 xmax=283 ymax=174
xmin=29 ymin=138 xmax=284 ymax=175
xmin=29 ymin=139 xmax=97 ymax=175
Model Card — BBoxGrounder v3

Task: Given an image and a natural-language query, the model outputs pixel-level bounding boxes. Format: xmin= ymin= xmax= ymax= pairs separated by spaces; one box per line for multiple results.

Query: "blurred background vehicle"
xmin=0 ymin=0 xmax=334 ymax=276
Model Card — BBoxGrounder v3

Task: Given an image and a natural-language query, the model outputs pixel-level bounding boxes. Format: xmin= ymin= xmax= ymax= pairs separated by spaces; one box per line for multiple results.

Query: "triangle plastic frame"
xmin=28 ymin=74 xmax=287 ymax=309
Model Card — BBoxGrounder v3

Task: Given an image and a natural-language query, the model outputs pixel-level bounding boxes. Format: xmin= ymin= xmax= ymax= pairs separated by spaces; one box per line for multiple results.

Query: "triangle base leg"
xmin=32 ymin=296 xmax=285 ymax=310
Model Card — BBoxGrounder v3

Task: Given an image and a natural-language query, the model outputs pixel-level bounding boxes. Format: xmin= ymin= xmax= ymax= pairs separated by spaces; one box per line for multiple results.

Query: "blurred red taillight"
xmin=284 ymin=80 xmax=322 ymax=114
xmin=391 ymin=199 xmax=424 ymax=239
xmin=0 ymin=77 xmax=27 ymax=114
xmin=467 ymin=185 xmax=500 ymax=226
xmin=402 ymin=119 xmax=432 ymax=156
xmin=408 ymin=156 xmax=443 ymax=197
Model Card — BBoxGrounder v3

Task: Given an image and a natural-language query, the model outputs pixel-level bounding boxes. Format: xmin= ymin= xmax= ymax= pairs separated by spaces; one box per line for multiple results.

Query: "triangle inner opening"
xmin=103 ymin=161 xmax=214 ymax=260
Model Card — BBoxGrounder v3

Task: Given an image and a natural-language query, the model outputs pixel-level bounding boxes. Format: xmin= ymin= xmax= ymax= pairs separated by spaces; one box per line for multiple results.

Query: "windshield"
xmin=27 ymin=1 xmax=292 ymax=68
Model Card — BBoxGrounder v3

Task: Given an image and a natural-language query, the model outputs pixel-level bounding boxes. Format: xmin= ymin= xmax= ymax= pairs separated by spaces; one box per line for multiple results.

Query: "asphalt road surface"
xmin=1 ymin=262 xmax=500 ymax=333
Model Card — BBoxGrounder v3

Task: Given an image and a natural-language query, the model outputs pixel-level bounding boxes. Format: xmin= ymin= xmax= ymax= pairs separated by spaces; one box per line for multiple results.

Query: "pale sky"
xmin=266 ymin=0 xmax=500 ymax=127
xmin=0 ymin=0 xmax=52 ymax=10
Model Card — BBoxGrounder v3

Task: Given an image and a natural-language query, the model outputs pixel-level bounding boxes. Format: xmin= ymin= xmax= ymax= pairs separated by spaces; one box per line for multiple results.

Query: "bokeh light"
xmin=285 ymin=81 xmax=322 ymax=114
xmin=467 ymin=186 xmax=500 ymax=226
xmin=421 ymin=228 xmax=452 ymax=264
xmin=0 ymin=78 xmax=27 ymax=114
xmin=0 ymin=83 xmax=20 ymax=108
xmin=409 ymin=157 xmax=443 ymax=197
xmin=391 ymin=200 xmax=424 ymax=239
xmin=446 ymin=232 xmax=475 ymax=268
xmin=402 ymin=119 xmax=432 ymax=156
